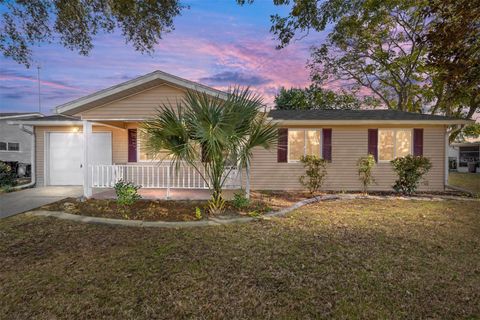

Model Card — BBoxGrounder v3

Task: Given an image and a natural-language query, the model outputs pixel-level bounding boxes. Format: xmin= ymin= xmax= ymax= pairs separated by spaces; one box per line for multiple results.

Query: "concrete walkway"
xmin=0 ymin=186 xmax=83 ymax=219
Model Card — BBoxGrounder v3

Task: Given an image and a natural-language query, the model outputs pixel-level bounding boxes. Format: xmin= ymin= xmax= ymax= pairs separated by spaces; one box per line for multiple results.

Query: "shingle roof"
xmin=268 ymin=109 xmax=462 ymax=121
xmin=0 ymin=112 xmax=32 ymax=116
xmin=0 ymin=112 xmax=43 ymax=119
xmin=17 ymin=114 xmax=80 ymax=122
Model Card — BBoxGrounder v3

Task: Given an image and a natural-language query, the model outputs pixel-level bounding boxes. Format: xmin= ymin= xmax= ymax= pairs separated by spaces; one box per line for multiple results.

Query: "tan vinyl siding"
xmin=35 ymin=125 xmax=128 ymax=186
xmin=248 ymin=125 xmax=446 ymax=192
xmin=77 ymin=84 xmax=186 ymax=120
xmin=35 ymin=123 xmax=446 ymax=192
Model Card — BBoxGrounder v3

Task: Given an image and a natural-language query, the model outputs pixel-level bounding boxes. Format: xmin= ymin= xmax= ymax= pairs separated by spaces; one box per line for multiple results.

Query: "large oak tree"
xmin=274 ymin=85 xmax=365 ymax=110
xmin=240 ymin=0 xmax=480 ymax=139
xmin=1 ymin=0 xmax=185 ymax=67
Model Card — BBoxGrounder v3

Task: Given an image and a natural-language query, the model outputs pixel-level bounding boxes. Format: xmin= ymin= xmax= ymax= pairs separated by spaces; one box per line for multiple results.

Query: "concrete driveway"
xmin=0 ymin=186 xmax=83 ymax=219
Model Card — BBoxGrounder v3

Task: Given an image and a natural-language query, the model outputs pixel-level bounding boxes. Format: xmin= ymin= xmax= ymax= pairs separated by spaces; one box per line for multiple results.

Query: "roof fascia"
xmin=269 ymin=119 xmax=474 ymax=125
xmin=7 ymin=120 xmax=83 ymax=126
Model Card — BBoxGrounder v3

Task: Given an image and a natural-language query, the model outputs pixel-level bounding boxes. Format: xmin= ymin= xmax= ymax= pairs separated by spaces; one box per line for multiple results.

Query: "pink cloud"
xmin=0 ymin=73 xmax=84 ymax=92
xmin=151 ymin=36 xmax=312 ymax=104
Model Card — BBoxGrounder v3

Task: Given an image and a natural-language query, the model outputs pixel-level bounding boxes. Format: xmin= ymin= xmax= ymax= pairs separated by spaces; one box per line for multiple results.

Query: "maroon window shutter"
xmin=413 ymin=128 xmax=424 ymax=156
xmin=201 ymin=144 xmax=207 ymax=162
xmin=368 ymin=129 xmax=378 ymax=162
xmin=128 ymin=129 xmax=137 ymax=162
xmin=277 ymin=128 xmax=288 ymax=163
xmin=322 ymin=128 xmax=332 ymax=162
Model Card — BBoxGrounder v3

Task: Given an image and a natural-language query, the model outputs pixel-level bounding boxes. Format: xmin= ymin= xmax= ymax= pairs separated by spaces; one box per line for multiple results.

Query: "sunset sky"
xmin=0 ymin=1 xmax=327 ymax=114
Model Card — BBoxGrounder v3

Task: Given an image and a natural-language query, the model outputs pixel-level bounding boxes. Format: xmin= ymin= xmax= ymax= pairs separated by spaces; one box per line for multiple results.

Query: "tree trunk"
xmin=245 ymin=162 xmax=251 ymax=199
xmin=209 ymin=188 xmax=225 ymax=214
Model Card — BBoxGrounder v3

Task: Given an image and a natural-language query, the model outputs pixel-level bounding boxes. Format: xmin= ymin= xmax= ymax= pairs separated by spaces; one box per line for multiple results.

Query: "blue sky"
xmin=0 ymin=1 xmax=327 ymax=114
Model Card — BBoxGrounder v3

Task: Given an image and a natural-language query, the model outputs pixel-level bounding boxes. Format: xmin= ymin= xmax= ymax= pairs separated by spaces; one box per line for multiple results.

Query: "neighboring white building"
xmin=449 ymin=138 xmax=480 ymax=173
xmin=0 ymin=112 xmax=43 ymax=176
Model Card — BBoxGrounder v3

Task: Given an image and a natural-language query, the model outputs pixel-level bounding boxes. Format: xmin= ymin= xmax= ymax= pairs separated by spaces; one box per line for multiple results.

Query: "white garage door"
xmin=48 ymin=132 xmax=112 ymax=186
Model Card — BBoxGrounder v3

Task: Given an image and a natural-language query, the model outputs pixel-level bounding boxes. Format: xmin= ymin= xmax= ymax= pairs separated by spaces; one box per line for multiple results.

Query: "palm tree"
xmin=141 ymin=87 xmax=277 ymax=213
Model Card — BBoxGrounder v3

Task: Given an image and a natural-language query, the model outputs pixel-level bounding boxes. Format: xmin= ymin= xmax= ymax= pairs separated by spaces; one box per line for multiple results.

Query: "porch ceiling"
xmin=93 ymin=121 xmax=128 ymax=130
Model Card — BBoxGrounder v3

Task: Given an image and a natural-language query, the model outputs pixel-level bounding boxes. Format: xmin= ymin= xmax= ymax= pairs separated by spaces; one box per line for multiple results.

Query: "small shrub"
xmin=299 ymin=155 xmax=328 ymax=194
xmin=114 ymin=180 xmax=141 ymax=207
xmin=391 ymin=155 xmax=432 ymax=195
xmin=195 ymin=207 xmax=202 ymax=220
xmin=1 ymin=185 xmax=15 ymax=193
xmin=0 ymin=162 xmax=16 ymax=187
xmin=357 ymin=155 xmax=376 ymax=194
xmin=232 ymin=190 xmax=250 ymax=209
xmin=248 ymin=210 xmax=261 ymax=217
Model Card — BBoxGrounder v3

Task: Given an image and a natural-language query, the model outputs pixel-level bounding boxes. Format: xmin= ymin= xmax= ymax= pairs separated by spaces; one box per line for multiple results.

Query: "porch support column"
xmin=83 ymin=120 xmax=93 ymax=198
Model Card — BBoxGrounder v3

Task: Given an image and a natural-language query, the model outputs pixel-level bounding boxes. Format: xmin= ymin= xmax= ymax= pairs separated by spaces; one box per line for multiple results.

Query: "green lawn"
xmin=1 ymin=199 xmax=479 ymax=319
xmin=449 ymin=172 xmax=480 ymax=194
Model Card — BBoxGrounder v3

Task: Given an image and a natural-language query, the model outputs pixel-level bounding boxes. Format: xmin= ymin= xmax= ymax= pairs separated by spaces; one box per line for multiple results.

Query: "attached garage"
xmin=48 ymin=132 xmax=83 ymax=185
xmin=46 ymin=132 xmax=112 ymax=186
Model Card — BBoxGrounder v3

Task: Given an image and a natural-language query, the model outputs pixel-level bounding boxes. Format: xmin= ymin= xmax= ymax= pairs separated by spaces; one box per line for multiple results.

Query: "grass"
xmin=449 ymin=172 xmax=480 ymax=195
xmin=1 ymin=199 xmax=479 ymax=319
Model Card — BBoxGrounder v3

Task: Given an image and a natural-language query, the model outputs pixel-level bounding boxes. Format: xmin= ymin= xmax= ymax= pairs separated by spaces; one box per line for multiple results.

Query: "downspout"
xmin=444 ymin=126 xmax=449 ymax=190
xmin=13 ymin=124 xmax=36 ymax=190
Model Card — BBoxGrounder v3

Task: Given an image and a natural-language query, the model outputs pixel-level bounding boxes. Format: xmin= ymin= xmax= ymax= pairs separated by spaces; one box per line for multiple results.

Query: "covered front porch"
xmin=83 ymin=118 xmax=242 ymax=199
xmin=10 ymin=116 xmax=242 ymax=199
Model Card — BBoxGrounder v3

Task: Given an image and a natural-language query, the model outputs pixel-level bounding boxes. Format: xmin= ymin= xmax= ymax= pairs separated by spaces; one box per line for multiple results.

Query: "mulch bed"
xmin=38 ymin=189 xmax=472 ymax=222
xmin=38 ymin=191 xmax=311 ymax=222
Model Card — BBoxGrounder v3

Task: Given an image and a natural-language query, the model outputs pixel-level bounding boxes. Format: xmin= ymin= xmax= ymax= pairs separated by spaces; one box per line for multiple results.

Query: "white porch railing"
xmin=90 ymin=164 xmax=241 ymax=190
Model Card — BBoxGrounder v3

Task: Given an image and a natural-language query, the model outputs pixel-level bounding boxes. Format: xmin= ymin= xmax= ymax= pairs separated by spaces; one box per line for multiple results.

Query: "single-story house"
xmin=1 ymin=112 xmax=44 ymax=178
xmin=10 ymin=70 xmax=472 ymax=198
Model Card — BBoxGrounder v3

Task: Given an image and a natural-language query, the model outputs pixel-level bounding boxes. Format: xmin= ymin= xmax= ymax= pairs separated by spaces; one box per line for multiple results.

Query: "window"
xmin=1 ymin=142 xmax=20 ymax=152
xmin=378 ymin=129 xmax=412 ymax=161
xmin=459 ymin=146 xmax=479 ymax=167
xmin=8 ymin=142 xmax=20 ymax=151
xmin=288 ymin=129 xmax=321 ymax=162
xmin=137 ymin=130 xmax=172 ymax=162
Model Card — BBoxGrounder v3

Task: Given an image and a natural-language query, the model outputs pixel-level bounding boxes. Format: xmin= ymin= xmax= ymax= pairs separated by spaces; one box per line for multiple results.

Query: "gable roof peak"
xmin=54 ymin=70 xmax=228 ymax=115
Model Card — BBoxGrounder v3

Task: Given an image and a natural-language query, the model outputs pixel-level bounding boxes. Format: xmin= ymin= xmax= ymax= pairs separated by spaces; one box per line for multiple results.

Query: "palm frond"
xmin=141 ymin=86 xmax=277 ymax=210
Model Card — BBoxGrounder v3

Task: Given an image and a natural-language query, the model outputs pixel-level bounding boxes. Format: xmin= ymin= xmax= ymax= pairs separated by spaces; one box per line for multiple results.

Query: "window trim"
xmin=0 ymin=142 xmax=21 ymax=152
xmin=136 ymin=136 xmax=172 ymax=163
xmin=8 ymin=142 xmax=20 ymax=152
xmin=458 ymin=146 xmax=480 ymax=167
xmin=137 ymin=129 xmax=155 ymax=163
xmin=287 ymin=128 xmax=323 ymax=163
xmin=377 ymin=128 xmax=413 ymax=162
xmin=137 ymin=138 xmax=154 ymax=163
xmin=136 ymin=130 xmax=175 ymax=163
